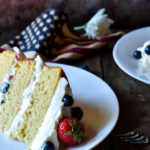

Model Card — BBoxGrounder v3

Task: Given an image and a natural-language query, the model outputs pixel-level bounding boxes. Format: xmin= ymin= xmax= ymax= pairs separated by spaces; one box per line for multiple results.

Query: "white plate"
xmin=0 ymin=63 xmax=119 ymax=150
xmin=113 ymin=26 xmax=150 ymax=84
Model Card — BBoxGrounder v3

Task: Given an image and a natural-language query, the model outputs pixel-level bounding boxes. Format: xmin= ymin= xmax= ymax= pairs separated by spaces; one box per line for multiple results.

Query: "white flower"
xmin=85 ymin=8 xmax=114 ymax=39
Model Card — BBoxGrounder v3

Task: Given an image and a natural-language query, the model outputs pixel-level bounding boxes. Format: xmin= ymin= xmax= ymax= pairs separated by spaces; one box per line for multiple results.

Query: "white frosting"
xmin=31 ymin=77 xmax=68 ymax=150
xmin=5 ymin=55 xmax=44 ymax=137
xmin=0 ymin=58 xmax=17 ymax=108
xmin=13 ymin=46 xmax=26 ymax=60
xmin=136 ymin=41 xmax=150 ymax=79
xmin=85 ymin=8 xmax=114 ymax=39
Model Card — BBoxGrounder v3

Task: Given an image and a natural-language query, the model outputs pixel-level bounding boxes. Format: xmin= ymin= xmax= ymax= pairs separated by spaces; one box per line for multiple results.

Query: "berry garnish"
xmin=15 ymin=54 xmax=21 ymax=61
xmin=8 ymin=75 xmax=13 ymax=81
xmin=0 ymin=82 xmax=9 ymax=93
xmin=57 ymin=117 xmax=85 ymax=146
xmin=71 ymin=107 xmax=83 ymax=120
xmin=1 ymin=100 xmax=5 ymax=105
xmin=145 ymin=45 xmax=150 ymax=55
xmin=40 ymin=141 xmax=55 ymax=150
xmin=133 ymin=50 xmax=141 ymax=59
xmin=79 ymin=65 xmax=89 ymax=71
xmin=63 ymin=95 xmax=74 ymax=106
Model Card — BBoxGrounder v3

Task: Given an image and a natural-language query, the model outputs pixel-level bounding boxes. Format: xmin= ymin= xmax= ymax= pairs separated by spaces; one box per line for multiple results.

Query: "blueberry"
xmin=145 ymin=45 xmax=150 ymax=55
xmin=1 ymin=100 xmax=5 ymax=105
xmin=71 ymin=107 xmax=83 ymax=120
xmin=133 ymin=50 xmax=141 ymax=59
xmin=40 ymin=141 xmax=55 ymax=150
xmin=0 ymin=82 xmax=9 ymax=93
xmin=63 ymin=95 xmax=74 ymax=106
xmin=79 ymin=65 xmax=89 ymax=71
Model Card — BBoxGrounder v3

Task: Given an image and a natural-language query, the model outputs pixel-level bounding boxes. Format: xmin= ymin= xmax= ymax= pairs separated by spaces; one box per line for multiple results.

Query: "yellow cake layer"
xmin=14 ymin=66 xmax=63 ymax=146
xmin=0 ymin=60 xmax=35 ymax=132
xmin=0 ymin=51 xmax=16 ymax=84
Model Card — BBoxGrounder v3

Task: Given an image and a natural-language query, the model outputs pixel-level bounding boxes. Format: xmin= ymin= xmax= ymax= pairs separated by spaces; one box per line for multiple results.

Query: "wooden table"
xmin=70 ymin=38 xmax=150 ymax=150
xmin=0 ymin=29 xmax=150 ymax=150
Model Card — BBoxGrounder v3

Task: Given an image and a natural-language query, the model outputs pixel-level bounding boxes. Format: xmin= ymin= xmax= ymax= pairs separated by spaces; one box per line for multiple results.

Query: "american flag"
xmin=1 ymin=8 xmax=123 ymax=62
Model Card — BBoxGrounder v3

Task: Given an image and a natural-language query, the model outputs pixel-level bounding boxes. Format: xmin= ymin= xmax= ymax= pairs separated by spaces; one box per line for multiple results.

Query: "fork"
xmin=118 ymin=130 xmax=150 ymax=144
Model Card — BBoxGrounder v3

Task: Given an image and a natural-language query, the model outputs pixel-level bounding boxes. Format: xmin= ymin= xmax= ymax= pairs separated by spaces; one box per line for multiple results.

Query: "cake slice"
xmin=0 ymin=50 xmax=79 ymax=150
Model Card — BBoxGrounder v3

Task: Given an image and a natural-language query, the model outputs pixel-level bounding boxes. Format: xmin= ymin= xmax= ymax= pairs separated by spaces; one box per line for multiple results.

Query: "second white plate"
xmin=113 ymin=26 xmax=150 ymax=84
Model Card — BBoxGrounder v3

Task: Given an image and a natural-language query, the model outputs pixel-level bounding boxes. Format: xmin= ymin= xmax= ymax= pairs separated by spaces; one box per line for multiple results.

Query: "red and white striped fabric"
xmin=1 ymin=8 xmax=123 ymax=63
xmin=51 ymin=21 xmax=123 ymax=62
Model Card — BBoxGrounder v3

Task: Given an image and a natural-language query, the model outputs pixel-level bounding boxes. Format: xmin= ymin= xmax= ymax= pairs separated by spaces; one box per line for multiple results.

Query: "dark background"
xmin=0 ymin=1 xmax=150 ymax=150
xmin=0 ymin=0 xmax=150 ymax=31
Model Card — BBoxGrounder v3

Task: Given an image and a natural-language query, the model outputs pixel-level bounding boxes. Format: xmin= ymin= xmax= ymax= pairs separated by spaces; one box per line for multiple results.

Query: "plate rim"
xmin=46 ymin=62 xmax=120 ymax=150
xmin=113 ymin=26 xmax=150 ymax=84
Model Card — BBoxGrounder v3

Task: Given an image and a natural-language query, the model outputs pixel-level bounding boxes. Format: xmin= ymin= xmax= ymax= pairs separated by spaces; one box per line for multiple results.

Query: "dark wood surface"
xmin=0 ymin=29 xmax=150 ymax=150
xmin=71 ymin=42 xmax=150 ymax=150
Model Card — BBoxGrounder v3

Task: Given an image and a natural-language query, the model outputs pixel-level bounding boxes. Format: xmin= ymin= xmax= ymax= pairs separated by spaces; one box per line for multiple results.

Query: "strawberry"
xmin=57 ymin=117 xmax=85 ymax=146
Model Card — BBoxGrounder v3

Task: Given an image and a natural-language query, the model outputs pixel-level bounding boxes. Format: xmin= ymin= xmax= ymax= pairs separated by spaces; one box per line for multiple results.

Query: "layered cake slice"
xmin=0 ymin=49 xmax=84 ymax=150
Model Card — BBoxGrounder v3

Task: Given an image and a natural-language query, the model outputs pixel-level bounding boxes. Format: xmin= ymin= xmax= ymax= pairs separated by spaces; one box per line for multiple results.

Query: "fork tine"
xmin=123 ymin=135 xmax=145 ymax=142
xmin=130 ymin=138 xmax=150 ymax=144
xmin=119 ymin=130 xmax=150 ymax=144
xmin=118 ymin=130 xmax=136 ymax=137
xmin=120 ymin=133 xmax=140 ymax=139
